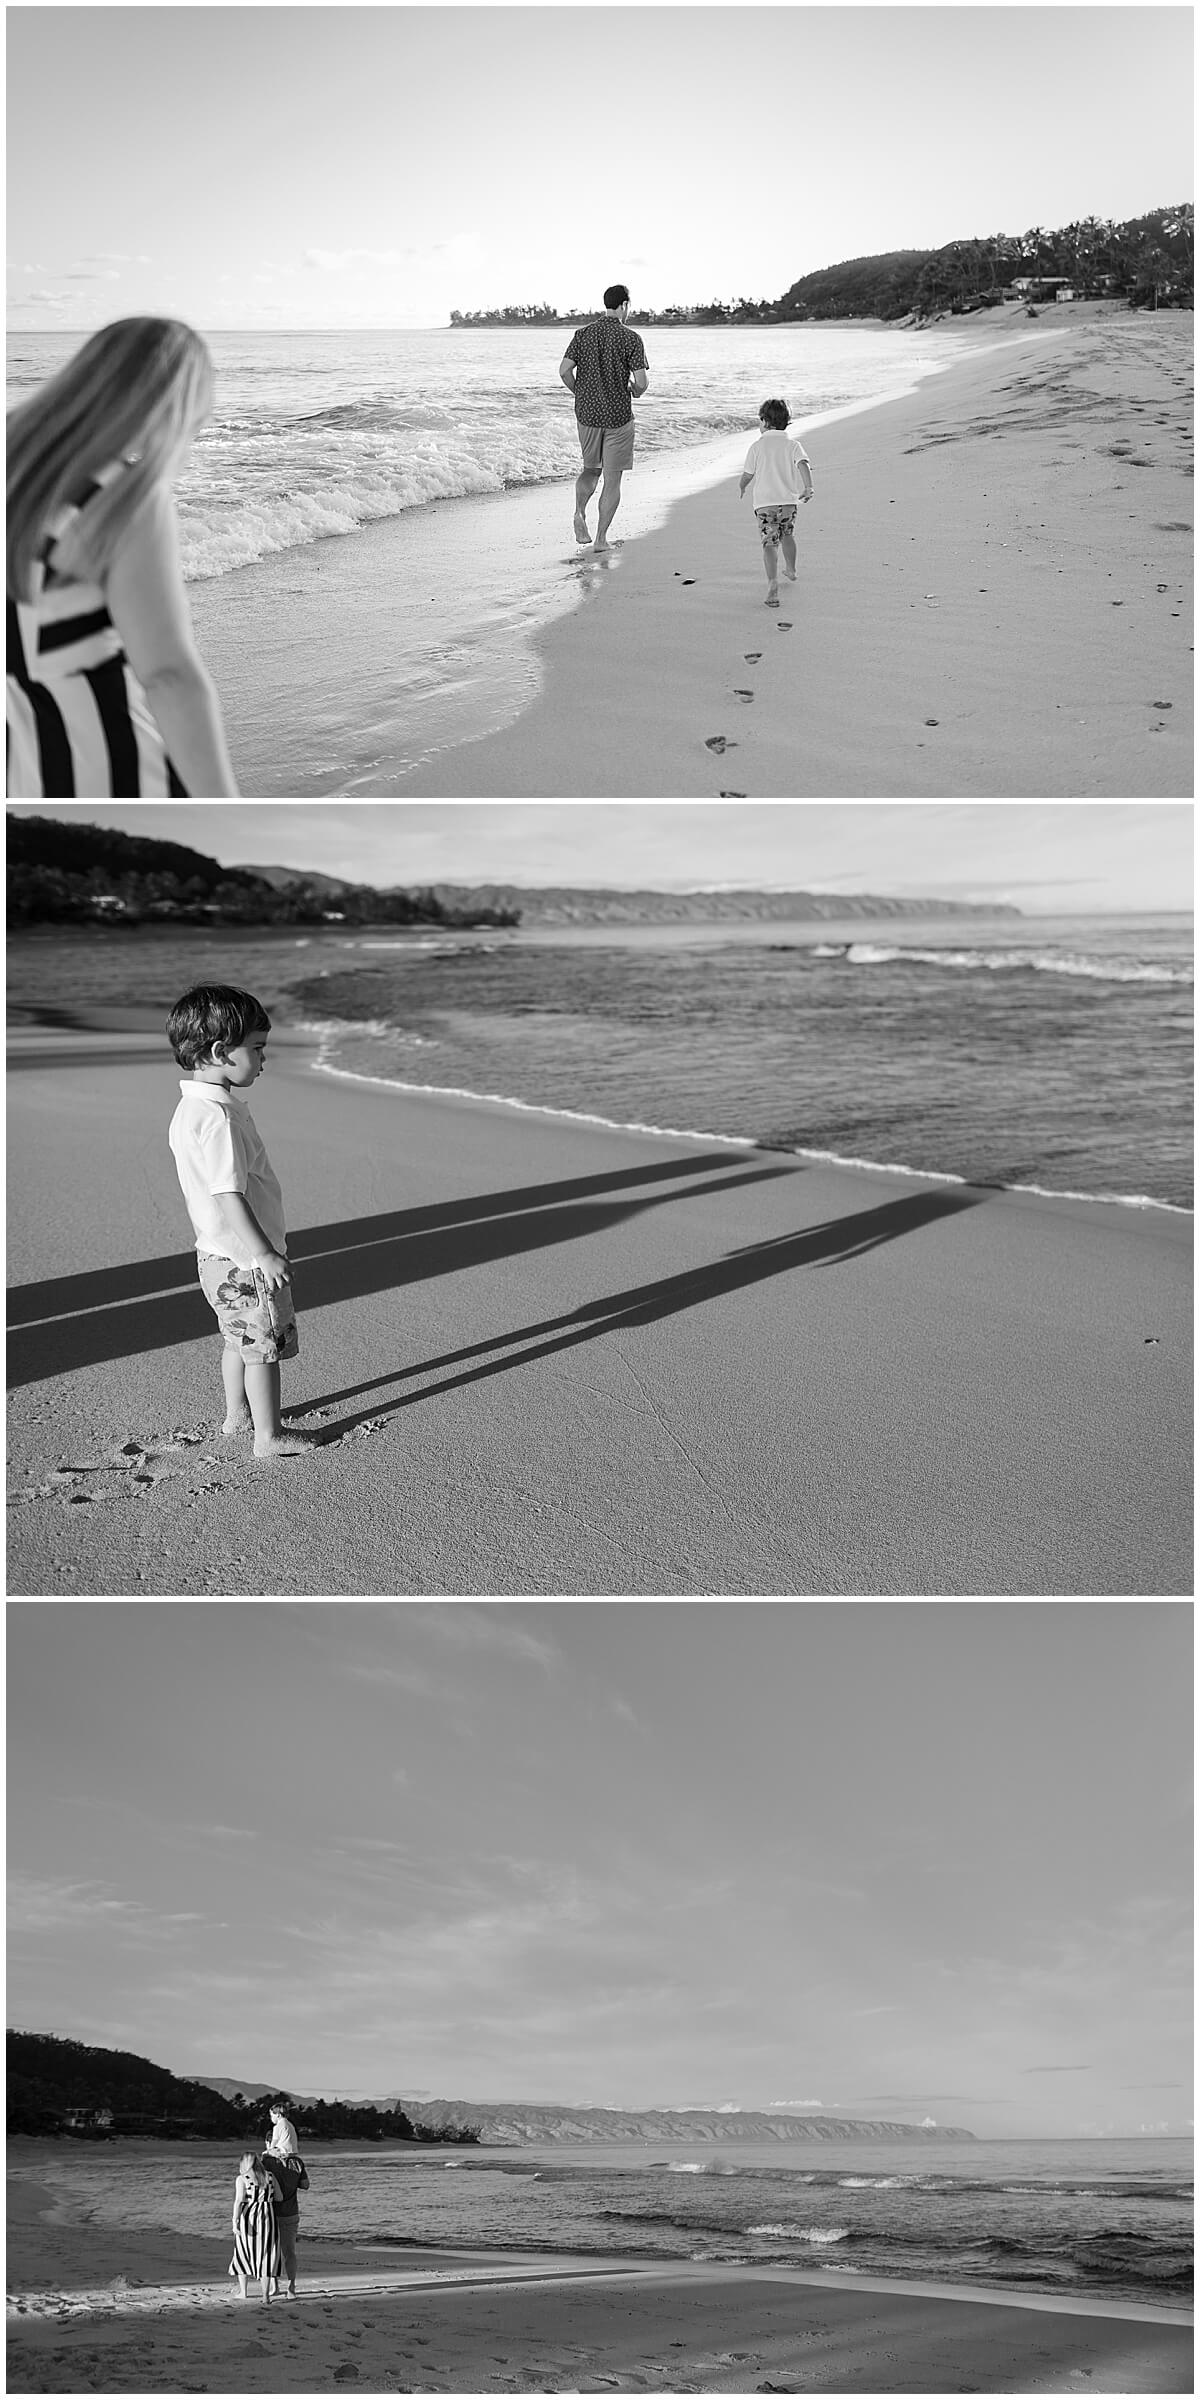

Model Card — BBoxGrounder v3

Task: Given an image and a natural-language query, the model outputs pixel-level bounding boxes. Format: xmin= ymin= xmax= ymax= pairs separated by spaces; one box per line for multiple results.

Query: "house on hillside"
xmin=1012 ymin=275 xmax=1073 ymax=299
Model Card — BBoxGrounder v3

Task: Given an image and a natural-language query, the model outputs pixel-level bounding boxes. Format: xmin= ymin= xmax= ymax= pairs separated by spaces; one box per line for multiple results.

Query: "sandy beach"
xmin=397 ymin=304 xmax=1192 ymax=799
xmin=7 ymin=2159 xmax=1193 ymax=2394
xmin=6 ymin=1023 xmax=1191 ymax=1597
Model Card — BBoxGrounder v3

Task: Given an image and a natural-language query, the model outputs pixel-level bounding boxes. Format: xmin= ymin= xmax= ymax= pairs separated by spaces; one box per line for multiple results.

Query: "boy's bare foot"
xmin=783 ymin=568 xmax=797 ymax=581
xmin=222 ymin=1407 xmax=253 ymax=1436
xmin=765 ymin=587 xmax=780 ymax=607
xmin=253 ymin=1429 xmax=324 ymax=1459
xmin=573 ymin=511 xmax=589 ymax=541
xmin=593 ymin=537 xmax=609 ymax=553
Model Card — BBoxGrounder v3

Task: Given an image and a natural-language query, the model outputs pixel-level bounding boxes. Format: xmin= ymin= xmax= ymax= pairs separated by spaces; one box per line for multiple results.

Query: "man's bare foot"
xmin=222 ymin=1407 xmax=253 ymax=1436
xmin=765 ymin=587 xmax=780 ymax=607
xmin=783 ymin=568 xmax=797 ymax=581
xmin=573 ymin=511 xmax=589 ymax=541
xmin=253 ymin=1429 xmax=324 ymax=1459
xmin=593 ymin=537 xmax=609 ymax=553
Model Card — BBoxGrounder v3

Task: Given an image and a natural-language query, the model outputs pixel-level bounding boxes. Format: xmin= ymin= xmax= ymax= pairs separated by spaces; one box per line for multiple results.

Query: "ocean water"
xmin=290 ymin=911 xmax=1193 ymax=1211
xmin=6 ymin=325 xmax=981 ymax=584
xmin=9 ymin=323 xmax=1015 ymax=792
xmin=21 ymin=2137 xmax=1193 ymax=2312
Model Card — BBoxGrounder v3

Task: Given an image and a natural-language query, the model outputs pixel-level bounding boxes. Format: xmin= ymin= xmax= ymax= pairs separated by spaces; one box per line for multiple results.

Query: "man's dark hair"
xmin=759 ymin=397 xmax=790 ymax=430
xmin=166 ymin=984 xmax=271 ymax=1070
xmin=603 ymin=283 xmax=631 ymax=311
xmin=270 ymin=2093 xmax=293 ymax=2110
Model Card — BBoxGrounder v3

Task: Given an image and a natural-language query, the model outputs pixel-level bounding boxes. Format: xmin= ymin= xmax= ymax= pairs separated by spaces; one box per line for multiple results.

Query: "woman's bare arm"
xmin=104 ymin=484 xmax=240 ymax=796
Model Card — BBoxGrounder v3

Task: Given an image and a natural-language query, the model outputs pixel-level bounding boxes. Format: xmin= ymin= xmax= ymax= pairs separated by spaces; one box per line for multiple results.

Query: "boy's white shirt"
xmin=743 ymin=431 xmax=812 ymax=507
xmin=168 ymin=1080 xmax=287 ymax=1264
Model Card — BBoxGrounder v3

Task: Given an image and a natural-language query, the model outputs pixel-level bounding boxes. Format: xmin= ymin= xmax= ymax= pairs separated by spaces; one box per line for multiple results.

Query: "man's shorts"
xmin=197 ymin=1254 xmax=299 ymax=1363
xmin=755 ymin=504 xmax=797 ymax=549
xmin=577 ymin=418 xmax=636 ymax=475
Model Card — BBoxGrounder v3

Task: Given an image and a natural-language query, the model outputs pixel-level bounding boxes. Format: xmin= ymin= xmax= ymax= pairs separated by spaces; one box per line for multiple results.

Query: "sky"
xmin=9 ymin=800 xmax=1193 ymax=912
xmin=7 ymin=6 xmax=1193 ymax=331
xmin=7 ymin=1601 xmax=1192 ymax=2137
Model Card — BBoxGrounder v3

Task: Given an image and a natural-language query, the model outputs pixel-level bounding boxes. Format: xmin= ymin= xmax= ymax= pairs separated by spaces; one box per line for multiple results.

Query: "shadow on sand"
xmin=302 ymin=1185 xmax=986 ymax=1435
xmin=7 ymin=1152 xmax=795 ymax=1388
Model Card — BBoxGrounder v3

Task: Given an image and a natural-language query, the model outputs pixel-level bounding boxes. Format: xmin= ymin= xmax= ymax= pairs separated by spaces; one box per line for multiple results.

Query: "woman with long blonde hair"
xmin=7 ymin=317 xmax=238 ymax=796
xmin=229 ymin=2152 xmax=283 ymax=2303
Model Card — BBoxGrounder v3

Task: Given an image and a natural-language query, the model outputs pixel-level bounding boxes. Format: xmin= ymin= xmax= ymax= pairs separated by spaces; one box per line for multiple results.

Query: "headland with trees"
xmin=449 ymin=204 xmax=1193 ymax=327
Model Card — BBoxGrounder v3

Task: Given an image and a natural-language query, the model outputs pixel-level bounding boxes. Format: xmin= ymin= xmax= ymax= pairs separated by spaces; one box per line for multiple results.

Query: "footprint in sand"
xmin=733 ymin=689 xmax=755 ymax=702
xmin=744 ymin=652 xmax=762 ymax=663
xmin=705 ymin=736 xmax=735 ymax=754
xmin=719 ymin=789 xmax=748 ymax=797
xmin=776 ymin=621 xmax=793 ymax=632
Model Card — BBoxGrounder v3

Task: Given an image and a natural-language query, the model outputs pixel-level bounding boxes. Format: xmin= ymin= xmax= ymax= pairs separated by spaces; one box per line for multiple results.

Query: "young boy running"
xmin=166 ymin=985 xmax=318 ymax=1459
xmin=738 ymin=398 xmax=814 ymax=606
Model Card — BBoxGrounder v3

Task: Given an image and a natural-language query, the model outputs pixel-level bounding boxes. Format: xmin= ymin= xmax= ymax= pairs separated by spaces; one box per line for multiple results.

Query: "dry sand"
xmin=7 ymin=2168 xmax=1193 ymax=2394
xmin=6 ymin=1029 xmax=1191 ymax=1596
xmin=401 ymin=304 xmax=1192 ymax=798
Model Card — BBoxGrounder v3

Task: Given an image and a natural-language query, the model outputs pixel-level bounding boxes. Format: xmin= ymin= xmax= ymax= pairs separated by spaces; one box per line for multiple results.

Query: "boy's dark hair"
xmin=603 ymin=283 xmax=631 ymax=311
xmin=759 ymin=397 xmax=791 ymax=430
xmin=166 ymin=984 xmax=270 ymax=1070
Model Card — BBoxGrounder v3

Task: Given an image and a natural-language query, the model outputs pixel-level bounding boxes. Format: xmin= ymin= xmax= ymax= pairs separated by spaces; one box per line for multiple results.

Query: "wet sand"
xmin=400 ymin=303 xmax=1192 ymax=798
xmin=6 ymin=1026 xmax=1192 ymax=1597
xmin=7 ymin=2167 xmax=1193 ymax=2394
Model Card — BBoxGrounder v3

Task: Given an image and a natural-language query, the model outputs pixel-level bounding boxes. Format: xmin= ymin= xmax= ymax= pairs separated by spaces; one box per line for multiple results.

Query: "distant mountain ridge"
xmin=242 ymin=873 xmax=1020 ymax=927
xmin=382 ymin=2099 xmax=977 ymax=2143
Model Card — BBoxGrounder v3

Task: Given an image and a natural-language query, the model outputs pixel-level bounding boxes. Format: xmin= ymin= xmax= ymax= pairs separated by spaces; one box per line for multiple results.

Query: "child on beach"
xmin=166 ymin=985 xmax=318 ymax=1459
xmin=266 ymin=2101 xmax=299 ymax=2158
xmin=738 ymin=398 xmax=814 ymax=607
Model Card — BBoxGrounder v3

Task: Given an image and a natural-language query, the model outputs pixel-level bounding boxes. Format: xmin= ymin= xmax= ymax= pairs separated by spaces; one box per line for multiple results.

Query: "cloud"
xmin=396 ymin=1604 xmax=559 ymax=1674
xmin=1023 ymin=2064 xmax=1092 ymax=2074
xmin=8 ymin=1874 xmax=144 ymax=1931
xmin=610 ymin=1696 xmax=645 ymax=1732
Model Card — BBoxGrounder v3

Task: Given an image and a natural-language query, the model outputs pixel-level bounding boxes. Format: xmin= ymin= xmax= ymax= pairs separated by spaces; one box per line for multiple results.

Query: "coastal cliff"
xmin=416 ymin=886 xmax=1020 ymax=928
xmin=394 ymin=2100 xmax=977 ymax=2144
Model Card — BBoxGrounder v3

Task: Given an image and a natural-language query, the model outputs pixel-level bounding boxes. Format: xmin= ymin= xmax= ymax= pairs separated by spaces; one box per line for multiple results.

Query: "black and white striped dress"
xmin=230 ymin=2180 xmax=282 ymax=2287
xmin=6 ymin=462 xmax=188 ymax=798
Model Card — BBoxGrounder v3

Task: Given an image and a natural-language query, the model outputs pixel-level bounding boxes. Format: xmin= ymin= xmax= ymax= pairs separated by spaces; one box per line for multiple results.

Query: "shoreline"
xmin=7 ymin=2235 xmax=1194 ymax=2396
xmin=398 ymin=303 xmax=1192 ymax=798
xmin=186 ymin=313 xmax=1028 ymax=797
xmin=305 ymin=1039 xmax=1193 ymax=1217
xmin=7 ymin=1035 xmax=1192 ymax=1597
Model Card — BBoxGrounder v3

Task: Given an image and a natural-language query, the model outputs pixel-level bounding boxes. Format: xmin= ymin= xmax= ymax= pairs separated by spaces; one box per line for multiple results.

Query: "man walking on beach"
xmin=560 ymin=284 xmax=649 ymax=551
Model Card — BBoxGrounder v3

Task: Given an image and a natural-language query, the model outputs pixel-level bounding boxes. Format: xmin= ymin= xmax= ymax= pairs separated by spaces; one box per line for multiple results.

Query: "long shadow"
xmin=7 ymin=1045 xmax=173 ymax=1073
xmin=302 ymin=1186 xmax=986 ymax=1434
xmin=6 ymin=1152 xmax=794 ymax=1388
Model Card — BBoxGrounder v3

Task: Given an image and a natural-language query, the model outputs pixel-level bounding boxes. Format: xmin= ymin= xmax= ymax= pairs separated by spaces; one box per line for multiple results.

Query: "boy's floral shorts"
xmin=197 ymin=1254 xmax=299 ymax=1363
xmin=755 ymin=504 xmax=797 ymax=549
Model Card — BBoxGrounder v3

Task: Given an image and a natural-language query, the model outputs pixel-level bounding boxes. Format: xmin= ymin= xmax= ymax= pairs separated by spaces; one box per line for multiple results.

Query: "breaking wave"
xmin=813 ymin=942 xmax=1192 ymax=987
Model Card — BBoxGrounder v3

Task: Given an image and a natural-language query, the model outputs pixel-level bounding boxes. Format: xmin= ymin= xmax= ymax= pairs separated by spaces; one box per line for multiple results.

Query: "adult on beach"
xmin=263 ymin=2119 xmax=310 ymax=2297
xmin=6 ymin=315 xmax=239 ymax=797
xmin=559 ymin=284 xmax=649 ymax=552
xmin=229 ymin=2152 xmax=283 ymax=2304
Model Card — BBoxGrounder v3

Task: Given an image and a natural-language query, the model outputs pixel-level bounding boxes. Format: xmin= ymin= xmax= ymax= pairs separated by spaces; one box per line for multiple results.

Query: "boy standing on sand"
xmin=166 ymin=985 xmax=319 ymax=1459
xmin=738 ymin=398 xmax=813 ymax=606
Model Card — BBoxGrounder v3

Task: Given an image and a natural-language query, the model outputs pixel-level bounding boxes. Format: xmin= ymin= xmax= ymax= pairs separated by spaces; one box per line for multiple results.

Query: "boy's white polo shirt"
xmin=168 ymin=1081 xmax=287 ymax=1265
xmin=743 ymin=430 xmax=811 ymax=507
